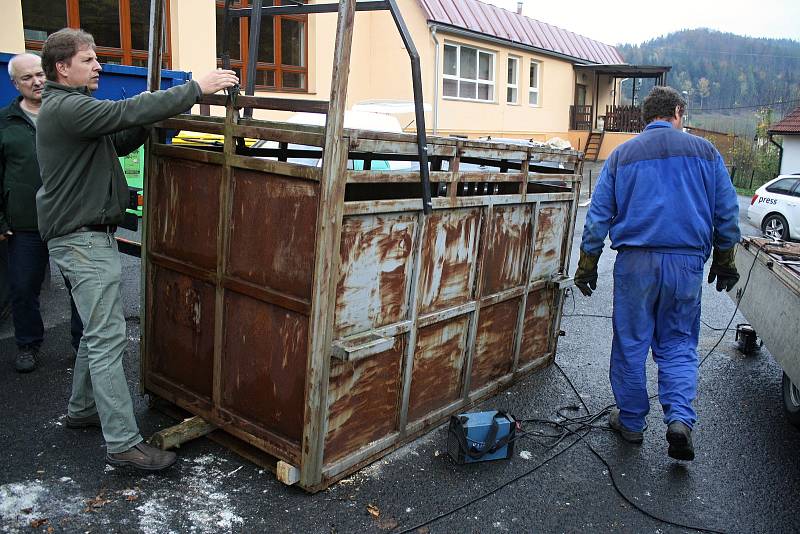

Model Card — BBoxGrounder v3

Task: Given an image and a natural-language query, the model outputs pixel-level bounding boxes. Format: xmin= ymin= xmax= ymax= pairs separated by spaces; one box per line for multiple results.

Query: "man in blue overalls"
xmin=574 ymin=86 xmax=741 ymax=461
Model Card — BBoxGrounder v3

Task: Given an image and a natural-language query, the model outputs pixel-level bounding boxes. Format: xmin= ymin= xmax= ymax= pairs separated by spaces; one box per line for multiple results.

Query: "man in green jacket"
xmin=37 ymin=28 xmax=238 ymax=471
xmin=1 ymin=53 xmax=82 ymax=372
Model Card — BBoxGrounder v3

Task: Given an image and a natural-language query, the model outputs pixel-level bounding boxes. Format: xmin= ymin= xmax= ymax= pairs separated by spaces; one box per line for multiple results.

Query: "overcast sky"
xmin=480 ymin=0 xmax=800 ymax=46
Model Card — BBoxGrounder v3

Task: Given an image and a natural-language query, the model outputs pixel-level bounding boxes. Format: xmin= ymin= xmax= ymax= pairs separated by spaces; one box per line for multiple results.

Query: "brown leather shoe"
xmin=106 ymin=442 xmax=177 ymax=471
xmin=66 ymin=412 xmax=101 ymax=429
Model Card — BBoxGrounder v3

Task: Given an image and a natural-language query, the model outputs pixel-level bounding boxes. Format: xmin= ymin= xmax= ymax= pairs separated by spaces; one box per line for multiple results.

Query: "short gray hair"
xmin=7 ymin=53 xmax=42 ymax=80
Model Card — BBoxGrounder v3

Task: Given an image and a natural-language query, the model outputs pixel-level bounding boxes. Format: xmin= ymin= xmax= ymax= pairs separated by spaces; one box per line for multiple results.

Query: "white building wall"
xmin=780 ymin=136 xmax=800 ymax=174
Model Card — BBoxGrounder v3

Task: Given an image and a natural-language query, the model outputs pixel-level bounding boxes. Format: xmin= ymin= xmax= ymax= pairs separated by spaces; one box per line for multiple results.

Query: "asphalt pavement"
xmin=1 ymin=200 xmax=798 ymax=534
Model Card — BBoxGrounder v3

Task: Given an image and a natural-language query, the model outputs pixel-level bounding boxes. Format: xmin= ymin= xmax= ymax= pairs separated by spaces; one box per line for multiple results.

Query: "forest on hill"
xmin=617 ymin=29 xmax=800 ymax=132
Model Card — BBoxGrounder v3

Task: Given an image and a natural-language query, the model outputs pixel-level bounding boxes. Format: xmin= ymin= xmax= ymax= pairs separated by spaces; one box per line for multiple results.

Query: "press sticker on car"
xmin=758 ymin=197 xmax=778 ymax=205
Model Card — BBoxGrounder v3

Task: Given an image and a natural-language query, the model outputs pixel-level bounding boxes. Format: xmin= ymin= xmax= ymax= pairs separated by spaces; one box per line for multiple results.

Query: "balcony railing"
xmin=569 ymin=105 xmax=593 ymax=130
xmin=604 ymin=105 xmax=643 ymax=133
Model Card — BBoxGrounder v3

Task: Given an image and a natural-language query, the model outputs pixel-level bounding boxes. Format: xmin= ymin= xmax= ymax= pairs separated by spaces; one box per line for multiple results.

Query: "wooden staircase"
xmin=584 ymin=130 xmax=604 ymax=162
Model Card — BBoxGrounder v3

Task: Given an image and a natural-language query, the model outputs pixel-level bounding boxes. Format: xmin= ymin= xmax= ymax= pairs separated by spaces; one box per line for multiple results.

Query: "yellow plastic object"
xmin=171 ymin=131 xmax=258 ymax=147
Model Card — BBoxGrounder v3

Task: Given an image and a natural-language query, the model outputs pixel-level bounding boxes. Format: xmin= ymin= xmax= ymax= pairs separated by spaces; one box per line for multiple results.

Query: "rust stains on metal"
xmin=227 ymin=169 xmax=319 ymax=301
xmin=144 ymin=107 xmax=583 ymax=491
xmin=324 ymin=337 xmax=404 ymax=463
xmin=530 ymin=203 xmax=568 ymax=282
xmin=148 ymin=266 xmax=216 ymax=399
xmin=481 ymin=204 xmax=532 ymax=295
xmin=149 ymin=159 xmax=220 ymax=270
xmin=518 ymin=289 xmax=553 ymax=365
xmin=470 ymin=299 xmax=520 ymax=391
xmin=221 ymin=291 xmax=308 ymax=443
xmin=419 ymin=208 xmax=481 ymax=315
xmin=334 ymin=214 xmax=417 ymax=338
xmin=408 ymin=316 xmax=470 ymax=421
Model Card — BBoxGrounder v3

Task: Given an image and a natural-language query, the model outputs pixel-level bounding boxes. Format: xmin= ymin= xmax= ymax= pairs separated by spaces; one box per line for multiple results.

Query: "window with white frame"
xmin=507 ymin=56 xmax=519 ymax=104
xmin=443 ymin=43 xmax=495 ymax=102
xmin=529 ymin=60 xmax=541 ymax=106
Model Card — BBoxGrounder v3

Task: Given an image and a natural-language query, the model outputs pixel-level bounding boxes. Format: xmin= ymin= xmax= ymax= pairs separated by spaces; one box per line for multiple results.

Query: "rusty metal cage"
xmin=140 ymin=0 xmax=583 ymax=491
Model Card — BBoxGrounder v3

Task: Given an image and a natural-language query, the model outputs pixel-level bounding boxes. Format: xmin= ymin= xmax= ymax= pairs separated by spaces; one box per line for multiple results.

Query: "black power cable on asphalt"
xmin=393 ymin=248 xmax=761 ymax=534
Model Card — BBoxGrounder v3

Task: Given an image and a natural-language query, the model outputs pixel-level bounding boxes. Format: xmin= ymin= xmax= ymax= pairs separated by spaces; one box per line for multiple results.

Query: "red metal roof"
xmin=417 ymin=0 xmax=624 ymax=64
xmin=769 ymin=106 xmax=800 ymax=135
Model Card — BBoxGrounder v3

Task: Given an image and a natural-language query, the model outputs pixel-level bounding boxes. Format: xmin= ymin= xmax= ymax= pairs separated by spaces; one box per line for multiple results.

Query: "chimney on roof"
xmin=516 ymin=1 xmax=523 ymax=14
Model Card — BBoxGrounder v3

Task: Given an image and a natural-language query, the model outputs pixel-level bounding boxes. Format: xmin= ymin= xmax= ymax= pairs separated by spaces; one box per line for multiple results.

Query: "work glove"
xmin=573 ymin=249 xmax=600 ymax=297
xmin=707 ymin=246 xmax=739 ymax=292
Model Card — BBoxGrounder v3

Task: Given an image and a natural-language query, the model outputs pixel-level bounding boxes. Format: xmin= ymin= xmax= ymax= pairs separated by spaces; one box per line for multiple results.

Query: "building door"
xmin=575 ymin=84 xmax=587 ymax=106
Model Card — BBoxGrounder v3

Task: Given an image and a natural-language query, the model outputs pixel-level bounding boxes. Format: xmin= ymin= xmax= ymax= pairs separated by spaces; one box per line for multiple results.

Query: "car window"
xmin=766 ymin=178 xmax=799 ymax=195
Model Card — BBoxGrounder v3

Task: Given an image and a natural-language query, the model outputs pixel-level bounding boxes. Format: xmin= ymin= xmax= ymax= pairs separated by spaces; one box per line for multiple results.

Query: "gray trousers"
xmin=48 ymin=230 xmax=142 ymax=454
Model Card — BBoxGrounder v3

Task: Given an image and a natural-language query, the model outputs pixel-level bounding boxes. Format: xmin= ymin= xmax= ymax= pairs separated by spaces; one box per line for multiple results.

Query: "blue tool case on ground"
xmin=447 ymin=410 xmax=516 ymax=464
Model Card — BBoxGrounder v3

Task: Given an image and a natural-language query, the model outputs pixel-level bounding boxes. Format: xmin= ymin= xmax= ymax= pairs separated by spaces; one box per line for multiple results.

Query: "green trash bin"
xmin=118 ymin=145 xmax=144 ymax=232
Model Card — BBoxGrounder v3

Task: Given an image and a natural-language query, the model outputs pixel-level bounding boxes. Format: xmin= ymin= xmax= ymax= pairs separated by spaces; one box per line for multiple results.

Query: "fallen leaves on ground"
xmin=84 ymin=493 xmax=111 ymax=512
xmin=29 ymin=518 xmax=48 ymax=528
xmin=367 ymin=503 xmax=380 ymax=518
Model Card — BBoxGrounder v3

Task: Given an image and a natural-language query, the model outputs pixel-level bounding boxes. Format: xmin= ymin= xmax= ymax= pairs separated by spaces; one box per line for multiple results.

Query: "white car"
xmin=748 ymin=174 xmax=800 ymax=241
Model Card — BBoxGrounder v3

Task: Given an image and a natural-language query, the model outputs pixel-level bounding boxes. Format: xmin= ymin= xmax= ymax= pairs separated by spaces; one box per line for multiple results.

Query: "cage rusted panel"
xmin=470 ymin=298 xmax=521 ymax=391
xmin=531 ymin=202 xmax=570 ymax=282
xmin=227 ymin=169 xmax=319 ymax=301
xmin=418 ymin=208 xmax=481 ymax=315
xmin=149 ymin=158 xmax=221 ymax=270
xmin=220 ymin=291 xmax=308 ymax=445
xmin=481 ymin=204 xmax=532 ymax=295
xmin=324 ymin=337 xmax=404 ymax=463
xmin=407 ymin=315 xmax=471 ymax=422
xmin=148 ymin=266 xmax=217 ymax=402
xmin=142 ymin=113 xmax=582 ymax=492
xmin=518 ymin=288 xmax=555 ymax=366
xmin=333 ymin=213 xmax=417 ymax=338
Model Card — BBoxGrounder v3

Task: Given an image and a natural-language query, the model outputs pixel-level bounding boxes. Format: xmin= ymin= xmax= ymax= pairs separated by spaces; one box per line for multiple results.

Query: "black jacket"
xmin=0 ymin=96 xmax=41 ymax=232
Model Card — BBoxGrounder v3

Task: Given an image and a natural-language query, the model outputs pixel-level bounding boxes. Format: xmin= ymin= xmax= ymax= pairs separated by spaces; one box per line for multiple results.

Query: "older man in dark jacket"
xmin=0 ymin=53 xmax=82 ymax=372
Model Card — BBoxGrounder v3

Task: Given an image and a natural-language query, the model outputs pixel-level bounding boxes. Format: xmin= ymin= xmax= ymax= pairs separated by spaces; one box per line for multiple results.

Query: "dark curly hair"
xmin=641 ymin=86 xmax=686 ymax=124
xmin=41 ymin=28 xmax=96 ymax=82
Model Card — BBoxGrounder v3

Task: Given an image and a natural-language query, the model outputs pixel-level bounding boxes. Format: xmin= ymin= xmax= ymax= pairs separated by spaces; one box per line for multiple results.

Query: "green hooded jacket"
xmin=0 ymin=96 xmax=41 ymax=232
xmin=36 ymin=79 xmax=201 ymax=241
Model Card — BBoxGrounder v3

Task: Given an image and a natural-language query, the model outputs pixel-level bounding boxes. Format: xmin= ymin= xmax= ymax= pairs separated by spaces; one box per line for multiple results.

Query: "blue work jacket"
xmin=581 ymin=121 xmax=740 ymax=259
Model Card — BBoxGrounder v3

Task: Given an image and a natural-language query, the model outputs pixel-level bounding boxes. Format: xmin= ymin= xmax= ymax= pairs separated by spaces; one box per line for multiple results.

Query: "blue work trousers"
xmin=8 ymin=230 xmax=83 ymax=351
xmin=610 ymin=249 xmax=703 ymax=432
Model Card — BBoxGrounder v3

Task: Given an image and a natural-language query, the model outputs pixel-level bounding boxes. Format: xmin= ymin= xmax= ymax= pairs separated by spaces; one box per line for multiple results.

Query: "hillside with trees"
xmin=617 ymin=29 xmax=800 ymax=134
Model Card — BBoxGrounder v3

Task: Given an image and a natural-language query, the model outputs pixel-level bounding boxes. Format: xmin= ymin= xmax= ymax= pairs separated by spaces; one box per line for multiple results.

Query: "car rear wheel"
xmin=783 ymin=372 xmax=800 ymax=428
xmin=762 ymin=213 xmax=789 ymax=240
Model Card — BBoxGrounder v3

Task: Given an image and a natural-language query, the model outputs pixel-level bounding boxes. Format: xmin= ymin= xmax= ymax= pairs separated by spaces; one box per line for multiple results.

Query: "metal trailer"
xmin=138 ymin=0 xmax=583 ymax=491
xmin=731 ymin=236 xmax=800 ymax=427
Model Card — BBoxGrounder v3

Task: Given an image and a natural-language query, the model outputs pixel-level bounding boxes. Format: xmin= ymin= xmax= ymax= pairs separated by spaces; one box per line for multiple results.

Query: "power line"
xmin=688 ymin=98 xmax=800 ymax=112
xmin=651 ymin=45 xmax=800 ymax=60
